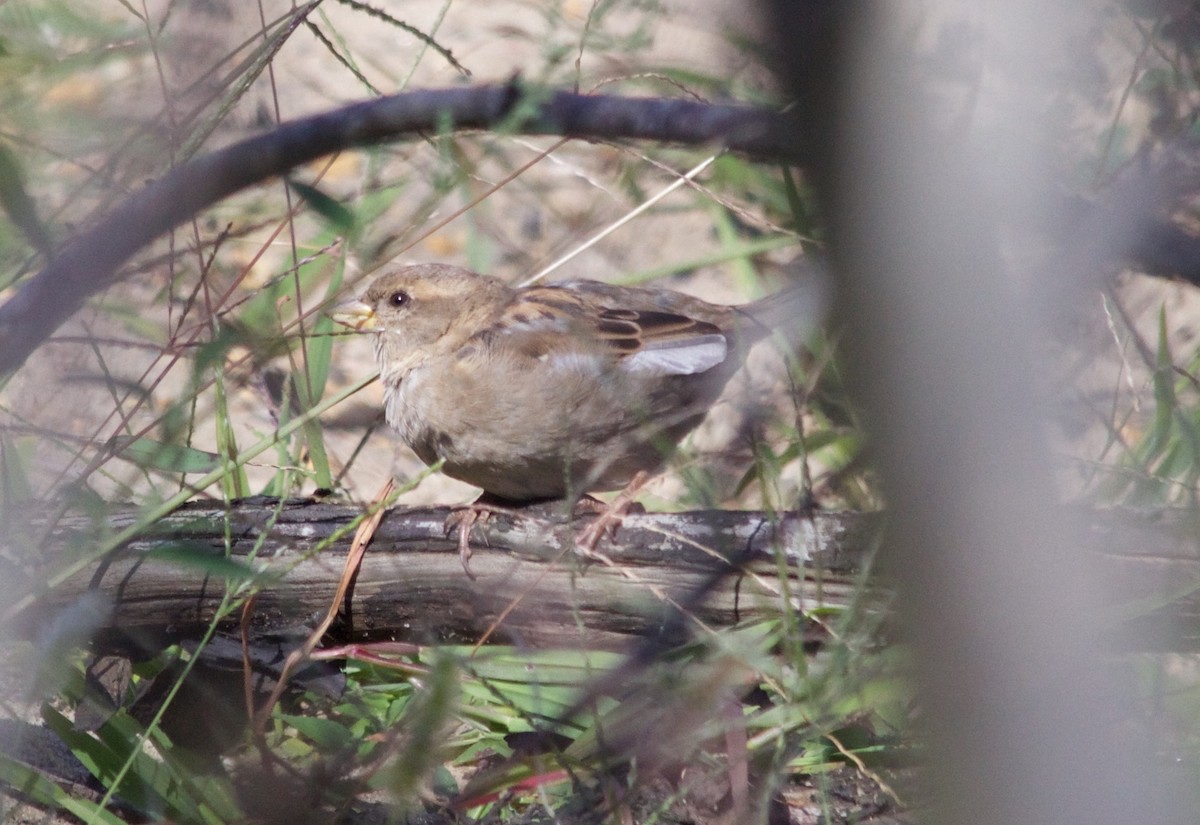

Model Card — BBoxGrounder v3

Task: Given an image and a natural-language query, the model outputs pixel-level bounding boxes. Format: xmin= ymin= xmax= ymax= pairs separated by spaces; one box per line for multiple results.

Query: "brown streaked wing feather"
xmin=593 ymin=308 xmax=723 ymax=359
xmin=494 ymin=283 xmax=727 ymax=361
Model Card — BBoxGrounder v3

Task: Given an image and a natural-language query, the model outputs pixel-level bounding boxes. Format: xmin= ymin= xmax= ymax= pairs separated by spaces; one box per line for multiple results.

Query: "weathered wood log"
xmin=17 ymin=498 xmax=879 ymax=650
xmin=14 ymin=500 xmax=1200 ymax=651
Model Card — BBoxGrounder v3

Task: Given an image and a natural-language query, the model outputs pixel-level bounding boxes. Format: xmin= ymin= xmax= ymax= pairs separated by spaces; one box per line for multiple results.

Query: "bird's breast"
xmin=384 ymin=370 xmax=439 ymax=458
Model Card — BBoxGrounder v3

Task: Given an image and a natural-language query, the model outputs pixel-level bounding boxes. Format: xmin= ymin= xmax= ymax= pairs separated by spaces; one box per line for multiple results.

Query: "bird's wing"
xmin=490 ymin=284 xmax=733 ymax=376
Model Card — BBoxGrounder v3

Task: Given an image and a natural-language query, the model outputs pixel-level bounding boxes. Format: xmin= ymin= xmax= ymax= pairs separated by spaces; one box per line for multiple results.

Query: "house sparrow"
xmin=338 ymin=263 xmax=820 ymax=570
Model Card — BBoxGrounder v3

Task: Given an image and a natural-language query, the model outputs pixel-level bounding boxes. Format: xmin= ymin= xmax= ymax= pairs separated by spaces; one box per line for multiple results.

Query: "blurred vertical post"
xmin=759 ymin=3 xmax=1177 ymax=824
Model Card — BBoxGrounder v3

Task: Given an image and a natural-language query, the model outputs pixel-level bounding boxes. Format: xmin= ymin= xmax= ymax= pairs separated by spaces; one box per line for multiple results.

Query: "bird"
xmin=337 ymin=262 xmax=820 ymax=574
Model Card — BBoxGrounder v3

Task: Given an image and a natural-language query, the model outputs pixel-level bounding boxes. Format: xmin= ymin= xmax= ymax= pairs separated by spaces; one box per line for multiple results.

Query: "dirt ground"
xmin=3 ymin=3 xmax=1200 ymax=824
xmin=6 ymin=0 xmax=817 ymax=512
xmin=7 ymin=1 xmax=1190 ymax=515
xmin=9 ymin=1 xmax=1196 ymax=514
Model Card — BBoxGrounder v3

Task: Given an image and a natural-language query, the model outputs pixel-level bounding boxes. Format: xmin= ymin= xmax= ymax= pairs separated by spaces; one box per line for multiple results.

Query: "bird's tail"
xmin=738 ymin=258 xmax=829 ymax=347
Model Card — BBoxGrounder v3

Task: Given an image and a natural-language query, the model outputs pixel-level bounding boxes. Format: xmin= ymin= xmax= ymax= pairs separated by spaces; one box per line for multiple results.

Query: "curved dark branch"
xmin=0 ymin=82 xmax=802 ymax=376
xmin=4 ymin=80 xmax=1199 ymax=379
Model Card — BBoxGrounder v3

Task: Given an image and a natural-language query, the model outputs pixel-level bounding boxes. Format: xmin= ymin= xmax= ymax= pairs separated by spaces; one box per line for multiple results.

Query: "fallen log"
xmin=12 ymin=500 xmax=1200 ymax=651
xmin=15 ymin=498 xmax=878 ymax=650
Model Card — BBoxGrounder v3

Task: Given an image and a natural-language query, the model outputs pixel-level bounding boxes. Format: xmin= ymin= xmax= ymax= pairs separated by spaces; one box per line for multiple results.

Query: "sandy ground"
xmin=4 ymin=5 xmax=1200 ymax=825
xmin=5 ymin=0 xmax=811 ymax=512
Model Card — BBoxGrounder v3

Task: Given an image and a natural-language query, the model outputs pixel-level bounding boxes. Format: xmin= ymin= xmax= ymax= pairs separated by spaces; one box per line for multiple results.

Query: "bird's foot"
xmin=574 ymin=472 xmax=650 ymax=557
xmin=443 ymin=495 xmax=515 ymax=579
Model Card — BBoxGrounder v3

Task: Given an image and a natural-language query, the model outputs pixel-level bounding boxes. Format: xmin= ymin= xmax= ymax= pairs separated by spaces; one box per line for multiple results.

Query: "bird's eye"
xmin=388 ymin=290 xmax=409 ymax=308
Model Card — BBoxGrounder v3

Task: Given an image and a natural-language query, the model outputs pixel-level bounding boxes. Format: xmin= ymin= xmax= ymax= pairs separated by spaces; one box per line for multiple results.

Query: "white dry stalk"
xmin=519 ymin=154 xmax=719 ymax=287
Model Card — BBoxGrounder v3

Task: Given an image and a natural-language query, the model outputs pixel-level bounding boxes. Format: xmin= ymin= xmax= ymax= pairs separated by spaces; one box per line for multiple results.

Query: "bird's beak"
xmin=331 ymin=297 xmax=377 ymax=332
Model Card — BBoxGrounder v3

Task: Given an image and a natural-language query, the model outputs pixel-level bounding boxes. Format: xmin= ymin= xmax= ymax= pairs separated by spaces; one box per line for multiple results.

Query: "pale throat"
xmin=372 ymin=334 xmax=414 ymax=388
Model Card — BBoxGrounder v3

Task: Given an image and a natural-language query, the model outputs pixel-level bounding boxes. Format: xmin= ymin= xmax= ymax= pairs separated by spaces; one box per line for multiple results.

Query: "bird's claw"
xmin=573 ymin=472 xmax=649 ymax=557
xmin=444 ymin=506 xmax=493 ymax=580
